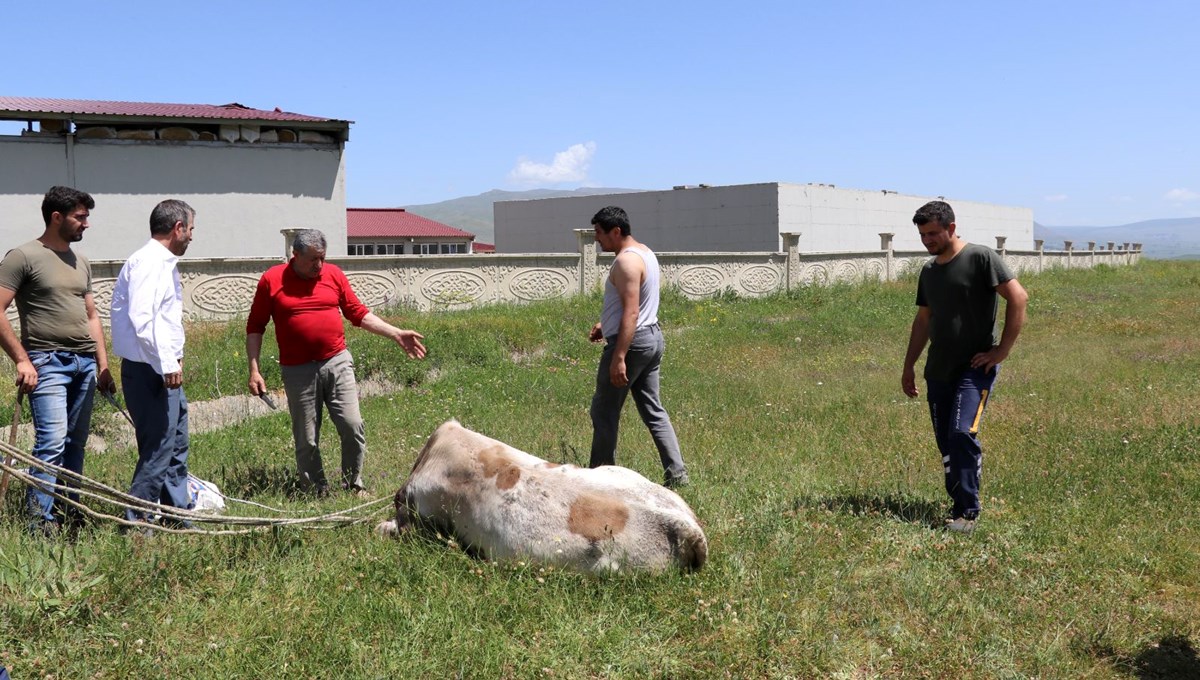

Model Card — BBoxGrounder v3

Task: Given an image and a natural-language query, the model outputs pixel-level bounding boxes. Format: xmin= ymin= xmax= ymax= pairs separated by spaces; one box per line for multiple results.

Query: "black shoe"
xmin=664 ymin=472 xmax=691 ymax=490
xmin=29 ymin=519 xmax=62 ymax=539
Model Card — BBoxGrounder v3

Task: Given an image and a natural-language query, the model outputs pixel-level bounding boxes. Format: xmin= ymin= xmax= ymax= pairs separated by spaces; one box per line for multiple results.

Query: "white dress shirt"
xmin=111 ymin=239 xmax=184 ymax=376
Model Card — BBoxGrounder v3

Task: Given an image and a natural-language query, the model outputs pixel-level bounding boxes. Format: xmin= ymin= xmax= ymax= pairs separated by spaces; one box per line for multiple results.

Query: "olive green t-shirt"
xmin=0 ymin=239 xmax=96 ymax=353
xmin=915 ymin=243 xmax=1012 ymax=382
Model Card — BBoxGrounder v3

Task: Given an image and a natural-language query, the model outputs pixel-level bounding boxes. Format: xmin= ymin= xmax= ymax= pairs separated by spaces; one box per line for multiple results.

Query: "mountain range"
xmin=1033 ymin=218 xmax=1200 ymax=259
xmin=402 ymin=188 xmax=1200 ymax=259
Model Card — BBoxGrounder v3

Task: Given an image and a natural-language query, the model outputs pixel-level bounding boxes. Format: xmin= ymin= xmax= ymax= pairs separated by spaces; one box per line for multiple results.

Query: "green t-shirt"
xmin=915 ymin=243 xmax=1012 ymax=382
xmin=0 ymin=239 xmax=96 ymax=353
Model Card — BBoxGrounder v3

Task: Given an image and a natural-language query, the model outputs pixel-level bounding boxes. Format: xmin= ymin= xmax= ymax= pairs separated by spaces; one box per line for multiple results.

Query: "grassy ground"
xmin=1 ymin=260 xmax=1198 ymax=678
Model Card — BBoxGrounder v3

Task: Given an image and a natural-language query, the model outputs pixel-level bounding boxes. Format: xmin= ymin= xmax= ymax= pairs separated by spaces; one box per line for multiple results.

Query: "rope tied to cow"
xmin=0 ymin=438 xmax=392 ymax=535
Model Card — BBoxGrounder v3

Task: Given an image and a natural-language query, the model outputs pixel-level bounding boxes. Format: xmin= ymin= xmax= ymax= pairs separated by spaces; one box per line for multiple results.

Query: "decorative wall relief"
xmin=833 ymin=260 xmax=861 ymax=282
xmin=737 ymin=265 xmax=781 ymax=295
xmin=676 ymin=265 xmax=725 ymax=297
xmin=508 ymin=269 xmax=571 ymax=301
xmin=420 ymin=270 xmax=487 ymax=305
xmin=191 ymin=275 xmax=259 ymax=315
xmin=801 ymin=263 xmax=830 ymax=285
xmin=92 ymin=279 xmax=117 ymax=319
xmin=346 ymin=272 xmax=398 ymax=308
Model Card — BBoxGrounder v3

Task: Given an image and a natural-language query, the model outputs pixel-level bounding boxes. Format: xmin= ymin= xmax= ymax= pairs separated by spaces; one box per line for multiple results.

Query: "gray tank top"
xmin=600 ymin=246 xmax=660 ymax=338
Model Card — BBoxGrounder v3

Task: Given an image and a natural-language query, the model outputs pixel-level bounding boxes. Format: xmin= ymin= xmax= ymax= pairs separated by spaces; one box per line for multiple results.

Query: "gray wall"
xmin=495 ymin=183 xmax=1034 ymax=254
xmin=0 ymin=136 xmax=346 ymax=260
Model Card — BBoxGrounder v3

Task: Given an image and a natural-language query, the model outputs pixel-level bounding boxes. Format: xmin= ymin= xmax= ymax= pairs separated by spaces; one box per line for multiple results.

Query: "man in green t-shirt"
xmin=0 ymin=186 xmax=116 ymax=536
xmin=901 ymin=201 xmax=1028 ymax=533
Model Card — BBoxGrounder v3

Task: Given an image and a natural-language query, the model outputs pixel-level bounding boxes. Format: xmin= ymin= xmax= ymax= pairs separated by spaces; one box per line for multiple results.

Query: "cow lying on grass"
xmin=376 ymin=420 xmax=707 ymax=573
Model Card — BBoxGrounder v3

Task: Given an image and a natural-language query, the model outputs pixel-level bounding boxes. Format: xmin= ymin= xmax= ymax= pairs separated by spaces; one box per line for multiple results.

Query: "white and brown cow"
xmin=376 ymin=420 xmax=707 ymax=573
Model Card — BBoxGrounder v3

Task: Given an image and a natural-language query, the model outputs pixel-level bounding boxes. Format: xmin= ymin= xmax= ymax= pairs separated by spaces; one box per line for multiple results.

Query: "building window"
xmin=416 ymin=243 xmax=438 ymax=255
xmin=440 ymin=243 xmax=467 ymax=254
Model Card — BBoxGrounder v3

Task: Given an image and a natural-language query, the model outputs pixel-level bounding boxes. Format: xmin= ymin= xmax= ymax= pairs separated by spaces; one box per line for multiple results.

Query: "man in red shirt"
xmin=246 ymin=229 xmax=426 ymax=496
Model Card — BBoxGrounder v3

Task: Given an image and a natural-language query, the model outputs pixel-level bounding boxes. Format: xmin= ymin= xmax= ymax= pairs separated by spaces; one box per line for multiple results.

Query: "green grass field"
xmin=1 ymin=260 xmax=1197 ymax=678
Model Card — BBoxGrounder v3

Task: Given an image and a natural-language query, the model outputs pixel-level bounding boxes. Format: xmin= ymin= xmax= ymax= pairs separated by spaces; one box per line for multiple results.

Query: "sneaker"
xmin=663 ymin=472 xmax=691 ymax=490
xmin=945 ymin=517 xmax=976 ymax=534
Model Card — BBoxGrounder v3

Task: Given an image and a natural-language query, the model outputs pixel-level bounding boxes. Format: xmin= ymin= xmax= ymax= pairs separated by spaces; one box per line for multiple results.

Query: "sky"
xmin=2 ymin=0 xmax=1196 ymax=227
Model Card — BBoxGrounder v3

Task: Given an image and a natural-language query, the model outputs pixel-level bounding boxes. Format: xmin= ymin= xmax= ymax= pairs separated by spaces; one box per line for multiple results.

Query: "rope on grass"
xmin=0 ymin=439 xmax=393 ymax=535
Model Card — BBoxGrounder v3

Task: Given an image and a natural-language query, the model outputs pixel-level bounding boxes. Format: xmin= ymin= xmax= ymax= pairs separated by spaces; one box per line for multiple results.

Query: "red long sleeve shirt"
xmin=246 ymin=261 xmax=370 ymax=366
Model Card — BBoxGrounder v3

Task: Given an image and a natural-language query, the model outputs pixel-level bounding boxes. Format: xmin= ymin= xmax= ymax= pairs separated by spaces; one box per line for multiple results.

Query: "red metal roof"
xmin=0 ymin=96 xmax=347 ymax=123
xmin=473 ymin=242 xmax=496 ymax=252
xmin=347 ymin=208 xmax=475 ymax=239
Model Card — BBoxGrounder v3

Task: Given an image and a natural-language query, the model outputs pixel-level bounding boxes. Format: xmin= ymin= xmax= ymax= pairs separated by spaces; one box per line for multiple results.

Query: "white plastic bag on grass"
xmin=187 ymin=474 xmax=226 ymax=514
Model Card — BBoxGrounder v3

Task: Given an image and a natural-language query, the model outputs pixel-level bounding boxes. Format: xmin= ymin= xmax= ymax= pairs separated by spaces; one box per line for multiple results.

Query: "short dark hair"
xmin=149 ymin=199 xmax=195 ymax=236
xmin=292 ymin=229 xmax=327 ymax=254
xmin=41 ymin=186 xmax=94 ymax=226
xmin=913 ymin=201 xmax=955 ymax=229
xmin=591 ymin=206 xmax=631 ymax=236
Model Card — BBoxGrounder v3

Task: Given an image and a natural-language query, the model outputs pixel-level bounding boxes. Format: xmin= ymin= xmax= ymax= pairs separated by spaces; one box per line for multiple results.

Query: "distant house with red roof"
xmin=347 ymin=208 xmax=484 ymax=255
xmin=0 ymin=96 xmax=351 ymax=260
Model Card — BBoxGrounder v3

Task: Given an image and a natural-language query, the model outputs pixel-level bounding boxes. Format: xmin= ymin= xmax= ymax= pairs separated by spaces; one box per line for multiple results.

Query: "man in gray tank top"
xmin=587 ymin=206 xmax=689 ymax=488
xmin=0 ymin=186 xmax=117 ymax=537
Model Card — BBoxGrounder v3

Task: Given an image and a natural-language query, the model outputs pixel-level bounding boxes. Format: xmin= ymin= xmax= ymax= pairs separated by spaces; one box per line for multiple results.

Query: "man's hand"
xmin=901 ymin=365 xmax=919 ymax=398
xmin=393 ymin=330 xmax=427 ymax=360
xmin=97 ymin=367 xmax=117 ymax=395
xmin=248 ymin=370 xmax=267 ymax=396
xmin=970 ymin=346 xmax=1007 ymax=374
xmin=14 ymin=359 xmax=37 ymax=394
xmin=609 ymin=355 xmax=629 ymax=388
xmin=588 ymin=322 xmax=604 ymax=343
xmin=164 ymin=371 xmax=182 ymax=389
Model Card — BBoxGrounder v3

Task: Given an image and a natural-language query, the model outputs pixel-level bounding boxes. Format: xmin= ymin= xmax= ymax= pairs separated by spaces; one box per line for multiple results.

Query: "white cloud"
xmin=1043 ymin=194 xmax=1068 ymax=202
xmin=1164 ymin=188 xmax=1198 ymax=202
xmin=509 ymin=142 xmax=596 ymax=185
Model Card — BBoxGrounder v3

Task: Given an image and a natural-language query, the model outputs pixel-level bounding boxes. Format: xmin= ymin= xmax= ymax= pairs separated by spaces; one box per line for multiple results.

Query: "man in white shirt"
xmin=110 ymin=199 xmax=195 ymax=527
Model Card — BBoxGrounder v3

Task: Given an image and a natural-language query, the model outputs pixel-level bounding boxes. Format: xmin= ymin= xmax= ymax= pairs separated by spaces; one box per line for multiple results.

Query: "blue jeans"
xmin=589 ymin=324 xmax=687 ymax=480
xmin=25 ymin=350 xmax=97 ymax=524
xmin=122 ymin=360 xmax=192 ymax=522
xmin=926 ymin=366 xmax=998 ymax=520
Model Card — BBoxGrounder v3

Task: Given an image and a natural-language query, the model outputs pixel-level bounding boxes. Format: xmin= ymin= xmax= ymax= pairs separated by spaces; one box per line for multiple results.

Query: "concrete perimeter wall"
xmin=8 ymin=234 xmax=1138 ymax=329
xmin=0 ymin=136 xmax=346 ymax=260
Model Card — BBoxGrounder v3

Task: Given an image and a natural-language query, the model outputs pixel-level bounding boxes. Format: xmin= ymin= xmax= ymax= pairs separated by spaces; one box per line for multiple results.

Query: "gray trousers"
xmin=280 ymin=349 xmax=366 ymax=490
xmin=589 ymin=324 xmax=687 ymax=479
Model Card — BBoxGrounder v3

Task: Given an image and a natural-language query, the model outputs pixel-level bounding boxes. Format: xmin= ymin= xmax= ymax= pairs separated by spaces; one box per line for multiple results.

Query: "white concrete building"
xmin=0 ymin=97 xmax=351 ymax=260
xmin=495 ymin=183 xmax=1033 ymax=254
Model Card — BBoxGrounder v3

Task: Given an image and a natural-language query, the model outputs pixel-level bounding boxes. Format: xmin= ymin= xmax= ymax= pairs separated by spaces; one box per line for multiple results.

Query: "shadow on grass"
xmin=793 ymin=492 xmax=945 ymax=528
xmin=1133 ymin=636 xmax=1200 ymax=679
xmin=217 ymin=464 xmax=307 ymax=500
xmin=1094 ymin=634 xmax=1200 ymax=680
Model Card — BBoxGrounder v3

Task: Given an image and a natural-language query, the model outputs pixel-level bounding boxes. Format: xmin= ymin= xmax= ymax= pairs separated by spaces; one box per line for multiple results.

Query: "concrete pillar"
xmin=879 ymin=232 xmax=894 ymax=282
xmin=574 ymin=228 xmax=599 ymax=294
xmin=280 ymin=228 xmax=301 ymax=261
xmin=782 ymin=232 xmax=801 ymax=290
xmin=1035 ymin=239 xmax=1044 ymax=273
xmin=1064 ymin=241 xmax=1073 ymax=269
xmin=1133 ymin=243 xmax=1143 ymax=264
xmin=1088 ymin=241 xmax=1096 ymax=268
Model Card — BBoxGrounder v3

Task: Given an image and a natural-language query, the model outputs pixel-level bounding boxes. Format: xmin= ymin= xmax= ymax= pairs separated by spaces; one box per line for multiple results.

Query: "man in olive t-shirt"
xmin=0 ymin=186 xmax=116 ymax=536
xmin=901 ymin=201 xmax=1028 ymax=533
